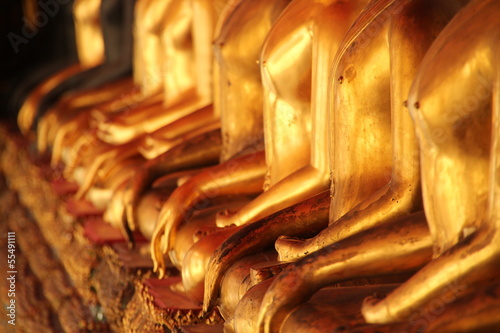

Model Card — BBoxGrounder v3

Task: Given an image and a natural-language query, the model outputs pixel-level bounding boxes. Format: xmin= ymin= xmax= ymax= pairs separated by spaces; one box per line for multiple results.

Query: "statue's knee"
xmin=232 ymin=279 xmax=273 ymax=332
xmin=220 ymin=253 xmax=277 ymax=321
xmin=135 ymin=190 xmax=164 ymax=240
xmin=172 ymin=214 xmax=217 ymax=268
xmin=181 ymin=233 xmax=224 ymax=303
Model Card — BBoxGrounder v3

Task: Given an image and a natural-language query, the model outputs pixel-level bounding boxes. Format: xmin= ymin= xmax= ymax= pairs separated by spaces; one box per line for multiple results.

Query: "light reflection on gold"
xmin=253 ymin=0 xmax=469 ymax=331
xmin=149 ymin=0 xmax=292 ymax=302
xmin=12 ymin=0 xmax=500 ymax=331
xmin=363 ymin=0 xmax=500 ymax=324
xmin=17 ymin=0 xmax=106 ymax=134
xmin=73 ymin=0 xmax=105 ymax=67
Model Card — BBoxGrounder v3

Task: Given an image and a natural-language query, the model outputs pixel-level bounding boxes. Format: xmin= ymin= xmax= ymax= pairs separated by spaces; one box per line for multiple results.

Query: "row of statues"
xmin=12 ymin=0 xmax=500 ymax=331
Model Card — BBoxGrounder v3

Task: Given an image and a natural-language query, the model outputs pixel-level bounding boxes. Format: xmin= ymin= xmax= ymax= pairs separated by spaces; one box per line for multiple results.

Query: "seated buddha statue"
xmin=67 ymin=0 xmax=226 ymax=200
xmin=202 ymin=0 xmax=370 ymax=316
xmin=106 ymin=0 xmax=222 ymax=152
xmin=50 ymin=0 xmax=174 ymax=191
xmin=246 ymin=0 xmax=470 ymax=331
xmin=148 ymin=0 xmax=293 ymax=296
xmin=57 ymin=0 xmax=227 ymax=225
xmin=98 ymin=0 xmax=230 ymax=233
xmin=117 ymin=0 xmax=245 ymax=237
xmin=362 ymin=0 xmax=500 ymax=326
xmin=8 ymin=0 xmax=78 ymax=120
xmin=213 ymin=0 xmax=363 ymax=230
xmin=17 ymin=0 xmax=103 ymax=134
xmin=48 ymin=0 xmax=181 ymax=180
xmin=36 ymin=0 xmax=164 ymax=161
xmin=93 ymin=0 xmax=222 ymax=147
xmin=104 ymin=0 xmax=243 ymax=236
xmin=35 ymin=0 xmax=137 ymax=153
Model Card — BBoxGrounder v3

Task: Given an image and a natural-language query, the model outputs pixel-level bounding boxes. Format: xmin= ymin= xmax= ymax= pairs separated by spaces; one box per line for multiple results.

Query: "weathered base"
xmin=0 ymin=124 xmax=222 ymax=332
xmin=1 ymin=123 xmax=499 ymax=333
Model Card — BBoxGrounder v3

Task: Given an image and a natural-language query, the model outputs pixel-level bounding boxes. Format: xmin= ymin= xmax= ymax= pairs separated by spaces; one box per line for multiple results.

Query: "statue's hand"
xmin=275 ymin=235 xmax=315 ymax=262
xmin=64 ymin=130 xmax=98 ymax=180
xmin=90 ymin=108 xmax=110 ymax=126
xmin=257 ymin=266 xmax=311 ymax=333
xmin=361 ymin=293 xmax=391 ymax=324
xmin=97 ymin=117 xmax=141 ymax=145
xmin=215 ymin=209 xmax=240 ymax=228
xmin=37 ymin=108 xmax=59 ymax=153
xmin=51 ymin=112 xmax=89 ymax=167
xmin=138 ymin=134 xmax=176 ymax=160
xmin=123 ymin=168 xmax=149 ymax=232
xmin=151 ymin=223 xmax=168 ymax=278
xmin=103 ymin=180 xmax=127 ymax=229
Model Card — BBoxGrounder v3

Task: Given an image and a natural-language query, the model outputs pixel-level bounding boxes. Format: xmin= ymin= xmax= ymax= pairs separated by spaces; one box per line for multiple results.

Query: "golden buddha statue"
xmin=126 ymin=0 xmax=223 ymax=158
xmin=362 ymin=0 xmax=500 ymax=325
xmin=249 ymin=0 xmax=471 ymax=331
xmin=149 ymin=0 xmax=293 ymax=279
xmin=32 ymin=0 xmax=141 ymax=163
xmin=200 ymin=0 xmax=377 ymax=324
xmin=101 ymin=0 xmax=230 ymax=234
xmin=118 ymin=1 xmax=253 ymax=231
xmin=73 ymin=0 xmax=105 ymax=68
xmin=202 ymin=0 xmax=371 ymax=315
xmin=37 ymin=0 xmax=168 ymax=163
xmin=213 ymin=0 xmax=361 ymax=230
xmin=67 ymin=0 xmax=225 ymax=214
xmin=17 ymin=0 xmax=104 ymax=135
xmin=52 ymin=0 xmax=220 ymax=196
xmin=94 ymin=0 xmax=220 ymax=147
xmin=56 ymin=0 xmax=173 ymax=198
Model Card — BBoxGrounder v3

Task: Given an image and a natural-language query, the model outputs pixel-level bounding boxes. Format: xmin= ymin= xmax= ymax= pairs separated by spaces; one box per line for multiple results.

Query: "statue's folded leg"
xmin=203 ymin=191 xmax=330 ymax=313
xmin=123 ymin=129 xmax=223 ymax=237
xmin=18 ymin=64 xmax=83 ymax=134
xmin=257 ymin=211 xmax=432 ymax=333
xmin=362 ymin=227 xmax=500 ymax=324
xmin=138 ymin=105 xmax=219 ymax=159
xmin=75 ymin=140 xmax=143 ymax=199
xmin=151 ymin=150 xmax=267 ymax=276
xmin=276 ymin=182 xmax=422 ymax=262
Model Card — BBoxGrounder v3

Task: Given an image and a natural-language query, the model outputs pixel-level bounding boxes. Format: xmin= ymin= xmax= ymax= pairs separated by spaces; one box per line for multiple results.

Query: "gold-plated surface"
xmin=151 ymin=151 xmax=266 ymax=275
xmin=362 ymin=0 xmax=500 ymax=324
xmin=215 ymin=0 xmax=291 ymax=161
xmin=200 ymin=0 xmax=367 ymax=326
xmin=203 ymin=191 xmax=331 ymax=314
xmin=149 ymin=0 xmax=291 ymax=277
xmin=17 ymin=64 xmax=83 ymax=135
xmin=10 ymin=0 xmax=500 ymax=331
xmin=73 ymin=0 xmax=105 ymax=67
xmin=52 ymin=0 xmax=226 ymax=224
xmin=95 ymin=0 xmax=221 ymax=146
xmin=122 ymin=129 xmax=223 ymax=235
xmin=135 ymin=0 xmax=172 ymax=95
xmin=254 ymin=0 xmax=468 ymax=331
xmin=258 ymin=212 xmax=432 ymax=332
xmin=77 ymin=1 xmax=227 ymax=225
xmin=275 ymin=0 xmax=466 ymax=258
xmin=17 ymin=0 xmax=106 ymax=135
xmin=41 ymin=78 xmax=135 ymax=161
xmin=214 ymin=0 xmax=360 ymax=229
